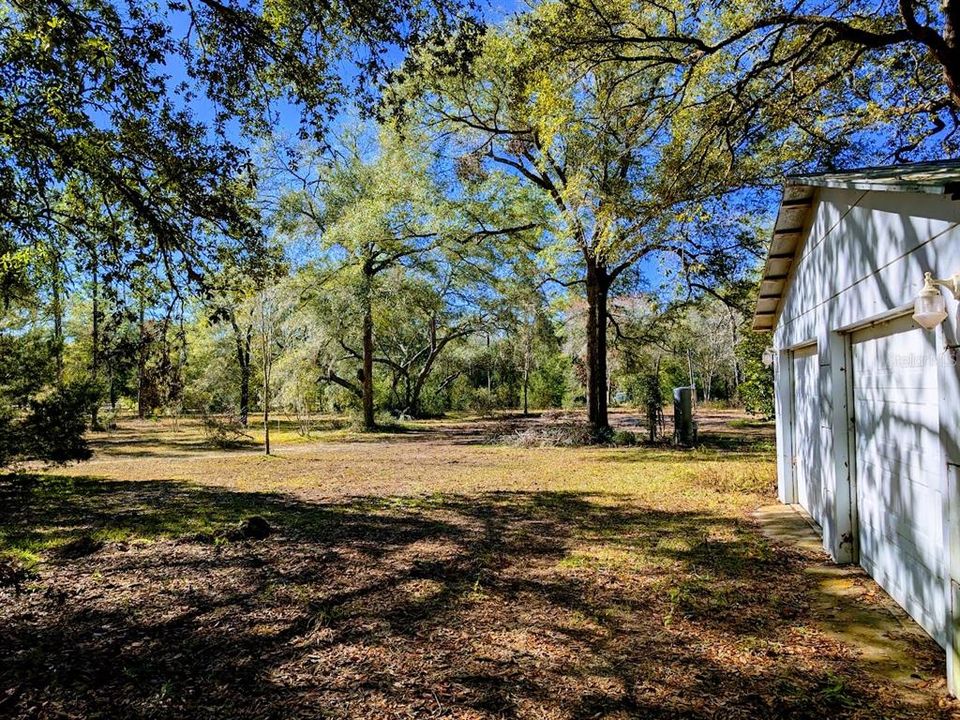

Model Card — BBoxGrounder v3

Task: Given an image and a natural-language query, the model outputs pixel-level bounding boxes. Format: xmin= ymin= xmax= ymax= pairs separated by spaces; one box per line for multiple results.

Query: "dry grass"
xmin=0 ymin=411 xmax=954 ymax=719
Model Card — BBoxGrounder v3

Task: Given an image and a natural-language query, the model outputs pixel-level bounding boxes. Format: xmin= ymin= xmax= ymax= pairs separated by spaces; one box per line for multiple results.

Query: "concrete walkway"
xmin=753 ymin=504 xmax=948 ymax=705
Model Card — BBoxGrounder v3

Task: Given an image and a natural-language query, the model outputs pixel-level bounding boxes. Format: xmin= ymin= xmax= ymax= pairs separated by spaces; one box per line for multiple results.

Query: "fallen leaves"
xmin=0 ymin=413 xmax=955 ymax=718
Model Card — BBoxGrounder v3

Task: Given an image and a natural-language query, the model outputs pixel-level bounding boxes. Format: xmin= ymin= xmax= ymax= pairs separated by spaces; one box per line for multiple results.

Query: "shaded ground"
xmin=1 ymin=411 xmax=954 ymax=719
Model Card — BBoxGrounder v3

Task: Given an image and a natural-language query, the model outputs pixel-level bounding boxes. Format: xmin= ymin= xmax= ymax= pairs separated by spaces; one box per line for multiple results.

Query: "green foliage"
xmin=0 ymin=379 xmax=94 ymax=466
xmin=10 ymin=0 xmax=950 ymax=452
xmin=18 ymin=382 xmax=96 ymax=464
xmin=528 ymin=351 xmax=570 ymax=410
xmin=0 ymin=398 xmax=16 ymax=467
xmin=0 ymin=330 xmax=58 ymax=402
xmin=1 ymin=5 xmax=259 ymax=285
xmin=278 ymin=128 xmax=541 ymax=422
xmin=0 ymin=321 xmax=89 ymax=465
xmin=737 ymin=331 xmax=775 ymax=420
xmin=468 ymin=387 xmax=497 ymax=417
xmin=611 ymin=429 xmax=638 ymax=446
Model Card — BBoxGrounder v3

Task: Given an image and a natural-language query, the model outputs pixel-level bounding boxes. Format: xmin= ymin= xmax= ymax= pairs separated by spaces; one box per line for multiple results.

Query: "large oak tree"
xmin=400 ymin=8 xmax=763 ymax=431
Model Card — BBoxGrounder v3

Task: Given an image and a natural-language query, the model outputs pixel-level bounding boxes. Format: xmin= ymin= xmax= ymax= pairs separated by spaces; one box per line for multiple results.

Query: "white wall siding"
xmin=775 ymin=189 xmax=960 ymax=351
xmin=769 ymin=186 xmax=960 ymax=690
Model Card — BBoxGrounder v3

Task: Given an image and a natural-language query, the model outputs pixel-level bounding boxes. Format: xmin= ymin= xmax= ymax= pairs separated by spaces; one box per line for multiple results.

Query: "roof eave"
xmin=751 ymin=184 xmax=816 ymax=333
xmin=785 ymin=177 xmax=957 ymax=195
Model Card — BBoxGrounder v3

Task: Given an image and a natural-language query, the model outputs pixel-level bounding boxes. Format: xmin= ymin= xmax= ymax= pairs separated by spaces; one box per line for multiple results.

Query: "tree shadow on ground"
xmin=0 ymin=474 xmax=947 ymax=719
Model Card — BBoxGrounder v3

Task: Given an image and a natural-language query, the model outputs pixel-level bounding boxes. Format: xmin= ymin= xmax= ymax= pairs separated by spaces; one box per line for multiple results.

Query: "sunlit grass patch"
xmin=729 ymin=418 xmax=776 ymax=430
xmin=1 ymin=474 xmax=287 ymax=564
xmin=0 ymin=539 xmax=44 ymax=570
xmin=692 ymin=460 xmax=778 ymax=494
xmin=557 ymin=545 xmax=664 ymax=573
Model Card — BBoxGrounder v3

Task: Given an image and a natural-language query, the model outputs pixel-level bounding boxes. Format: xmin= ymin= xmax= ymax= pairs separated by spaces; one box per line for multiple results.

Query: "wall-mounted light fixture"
xmin=913 ymin=271 xmax=960 ymax=330
xmin=762 ymin=347 xmax=775 ymax=367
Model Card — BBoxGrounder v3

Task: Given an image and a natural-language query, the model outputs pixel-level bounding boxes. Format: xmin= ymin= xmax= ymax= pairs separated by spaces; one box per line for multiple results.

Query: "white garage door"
xmin=793 ymin=344 xmax=825 ymax=527
xmin=852 ymin=315 xmax=947 ymax=645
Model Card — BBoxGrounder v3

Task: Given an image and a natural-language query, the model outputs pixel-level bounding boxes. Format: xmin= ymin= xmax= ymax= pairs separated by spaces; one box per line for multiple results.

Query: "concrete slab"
xmin=753 ymin=503 xmax=947 ymax=705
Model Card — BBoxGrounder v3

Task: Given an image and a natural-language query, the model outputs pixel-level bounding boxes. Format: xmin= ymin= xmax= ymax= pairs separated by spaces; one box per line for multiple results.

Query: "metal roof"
xmin=752 ymin=159 xmax=960 ymax=332
xmin=789 ymin=158 xmax=960 ymax=195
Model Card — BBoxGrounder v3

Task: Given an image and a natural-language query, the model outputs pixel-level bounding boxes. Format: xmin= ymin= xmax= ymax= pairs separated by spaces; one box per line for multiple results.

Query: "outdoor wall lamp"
xmin=761 ymin=347 xmax=775 ymax=367
xmin=913 ymin=271 xmax=960 ymax=330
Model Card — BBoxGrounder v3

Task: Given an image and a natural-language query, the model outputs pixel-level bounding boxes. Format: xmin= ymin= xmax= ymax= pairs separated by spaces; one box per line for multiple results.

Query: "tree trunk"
xmin=408 ymin=322 xmax=464 ymax=419
xmin=584 ymin=261 xmax=610 ymax=433
xmin=486 ymin=332 xmax=492 ymax=394
xmin=410 ymin=363 xmax=429 ymax=419
xmin=263 ymin=397 xmax=270 ymax=454
xmin=940 ymin=0 xmax=960 ymax=101
xmin=361 ymin=292 xmax=375 ymax=430
xmin=404 ymin=375 xmax=413 ymax=417
xmin=409 ymin=383 xmax=421 ymax=419
xmin=231 ymin=320 xmax=252 ymax=427
xmin=522 ymin=315 xmax=532 ymax=416
xmin=258 ymin=291 xmax=272 ymax=456
xmin=137 ymin=298 xmax=146 ymax=419
xmin=51 ymin=254 xmax=64 ymax=384
xmin=109 ymin=370 xmax=118 ymax=409
xmin=90 ymin=253 xmax=101 ymax=429
xmin=263 ymin=345 xmax=270 ymax=456
xmin=239 ymin=360 xmax=250 ymax=426
xmin=728 ymin=311 xmax=740 ymax=401
xmin=522 ymin=364 xmax=529 ymax=416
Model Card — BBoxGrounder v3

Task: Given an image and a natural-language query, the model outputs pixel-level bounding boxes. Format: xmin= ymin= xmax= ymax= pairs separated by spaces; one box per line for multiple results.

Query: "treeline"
xmin=2 ymin=0 xmax=954 ymax=462
xmin=4 ymin=241 xmax=771 ymax=436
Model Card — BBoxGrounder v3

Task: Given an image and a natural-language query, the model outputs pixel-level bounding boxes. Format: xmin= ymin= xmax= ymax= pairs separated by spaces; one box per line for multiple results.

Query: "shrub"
xmin=18 ymin=382 xmax=95 ymax=464
xmin=528 ymin=353 xmax=570 ymax=409
xmin=0 ymin=399 xmax=17 ymax=467
xmin=201 ymin=412 xmax=252 ymax=448
xmin=469 ymin=388 xmax=497 ymax=417
xmin=611 ymin=429 xmax=638 ymax=446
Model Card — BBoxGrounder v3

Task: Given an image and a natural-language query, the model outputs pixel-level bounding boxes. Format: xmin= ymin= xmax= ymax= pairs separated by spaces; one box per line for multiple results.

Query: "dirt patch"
xmin=224 ymin=515 xmax=273 ymax=541
xmin=55 ymin=535 xmax=104 ymax=559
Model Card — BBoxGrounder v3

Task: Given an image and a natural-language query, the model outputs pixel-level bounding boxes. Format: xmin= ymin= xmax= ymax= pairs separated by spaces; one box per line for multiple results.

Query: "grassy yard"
xmin=0 ymin=411 xmax=953 ymax=719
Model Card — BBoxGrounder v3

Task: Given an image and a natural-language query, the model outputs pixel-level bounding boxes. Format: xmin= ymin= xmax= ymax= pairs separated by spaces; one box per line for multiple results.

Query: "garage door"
xmin=852 ymin=314 xmax=947 ymax=645
xmin=793 ymin=344 xmax=825 ymax=526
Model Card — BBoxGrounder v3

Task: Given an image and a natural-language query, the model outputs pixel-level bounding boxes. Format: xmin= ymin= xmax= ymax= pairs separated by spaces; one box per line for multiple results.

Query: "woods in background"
xmin=3 ymin=0 xmax=955 ymax=460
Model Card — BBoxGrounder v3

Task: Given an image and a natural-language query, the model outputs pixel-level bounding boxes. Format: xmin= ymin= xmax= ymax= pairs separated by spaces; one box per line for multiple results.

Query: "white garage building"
xmin=755 ymin=160 xmax=960 ymax=692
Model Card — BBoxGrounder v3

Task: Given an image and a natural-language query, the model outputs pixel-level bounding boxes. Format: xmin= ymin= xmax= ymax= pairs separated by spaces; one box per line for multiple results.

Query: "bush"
xmin=29 ymin=383 xmax=96 ymax=462
xmin=0 ymin=399 xmax=17 ymax=466
xmin=736 ymin=332 xmax=775 ymax=419
xmin=445 ymin=375 xmax=474 ymax=412
xmin=201 ymin=412 xmax=252 ymax=448
xmin=469 ymin=387 xmax=497 ymax=417
xmin=16 ymin=382 xmax=96 ymax=464
xmin=528 ymin=353 xmax=571 ymax=409
xmin=611 ymin=429 xmax=638 ymax=446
